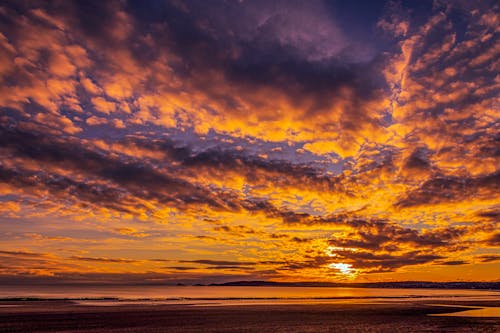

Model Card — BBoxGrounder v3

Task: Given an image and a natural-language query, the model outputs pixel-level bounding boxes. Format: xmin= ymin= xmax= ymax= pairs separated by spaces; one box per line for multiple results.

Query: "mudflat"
xmin=0 ymin=300 xmax=499 ymax=332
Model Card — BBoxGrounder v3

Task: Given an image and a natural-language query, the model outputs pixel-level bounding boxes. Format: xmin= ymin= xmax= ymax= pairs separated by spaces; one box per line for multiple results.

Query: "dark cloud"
xmin=276 ymin=250 xmax=444 ymax=273
xmin=0 ymin=121 xmax=347 ymax=220
xmin=69 ymin=256 xmax=138 ymax=263
xmin=485 ymin=233 xmax=500 ymax=247
xmin=121 ymin=0 xmax=387 ymax=130
xmin=396 ymin=172 xmax=500 ymax=208
xmin=0 ymin=164 xmax=136 ymax=214
xmin=291 ymin=237 xmax=312 ymax=243
xmin=0 ymin=124 xmax=241 ymax=212
xmin=179 ymin=260 xmax=256 ymax=267
xmin=331 ymin=220 xmax=468 ymax=252
xmin=205 ymin=266 xmax=255 ymax=270
xmin=403 ymin=147 xmax=432 ymax=171
xmin=0 ymin=250 xmax=47 ymax=257
xmin=475 ymin=255 xmax=500 ymax=263
xmin=333 ymin=250 xmax=443 ymax=271
xmin=476 ymin=209 xmax=500 ymax=220
xmin=434 ymin=260 xmax=469 ymax=266
xmin=165 ymin=266 xmax=196 ymax=271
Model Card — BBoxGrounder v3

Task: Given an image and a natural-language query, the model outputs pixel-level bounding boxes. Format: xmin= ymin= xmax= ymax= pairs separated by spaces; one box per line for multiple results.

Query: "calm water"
xmin=428 ymin=304 xmax=500 ymax=317
xmin=1 ymin=285 xmax=499 ymax=301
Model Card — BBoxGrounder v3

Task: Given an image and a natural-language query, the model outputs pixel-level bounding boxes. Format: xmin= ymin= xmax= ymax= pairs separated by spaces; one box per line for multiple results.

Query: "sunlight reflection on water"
xmin=428 ymin=305 xmax=500 ymax=317
xmin=1 ymin=285 xmax=499 ymax=301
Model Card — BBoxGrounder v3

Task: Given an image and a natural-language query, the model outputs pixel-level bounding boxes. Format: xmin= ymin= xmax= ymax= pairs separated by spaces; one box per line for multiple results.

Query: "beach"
xmin=1 ymin=299 xmax=499 ymax=332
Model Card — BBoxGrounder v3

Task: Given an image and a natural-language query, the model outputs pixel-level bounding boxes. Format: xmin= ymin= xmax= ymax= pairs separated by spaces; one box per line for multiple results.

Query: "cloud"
xmin=396 ymin=172 xmax=500 ymax=208
xmin=475 ymin=255 xmax=500 ymax=263
xmin=434 ymin=260 xmax=469 ymax=266
xmin=70 ymin=256 xmax=139 ymax=263
xmin=179 ymin=260 xmax=256 ymax=267
xmin=0 ymin=0 xmax=498 ymax=283
xmin=0 ymin=250 xmax=48 ymax=257
xmin=331 ymin=251 xmax=443 ymax=271
xmin=166 ymin=266 xmax=196 ymax=271
xmin=485 ymin=233 xmax=500 ymax=247
xmin=328 ymin=219 xmax=467 ymax=251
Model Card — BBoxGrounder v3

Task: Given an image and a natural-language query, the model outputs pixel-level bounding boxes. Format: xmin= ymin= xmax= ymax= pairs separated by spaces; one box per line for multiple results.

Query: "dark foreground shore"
xmin=0 ymin=300 xmax=499 ymax=332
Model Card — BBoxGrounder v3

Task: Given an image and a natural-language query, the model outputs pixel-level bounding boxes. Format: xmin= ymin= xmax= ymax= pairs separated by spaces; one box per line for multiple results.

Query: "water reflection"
xmin=428 ymin=304 xmax=500 ymax=317
xmin=1 ymin=285 xmax=499 ymax=301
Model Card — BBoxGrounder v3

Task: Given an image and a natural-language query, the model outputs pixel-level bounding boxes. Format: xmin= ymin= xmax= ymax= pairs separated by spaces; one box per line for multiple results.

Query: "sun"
xmin=329 ymin=263 xmax=358 ymax=279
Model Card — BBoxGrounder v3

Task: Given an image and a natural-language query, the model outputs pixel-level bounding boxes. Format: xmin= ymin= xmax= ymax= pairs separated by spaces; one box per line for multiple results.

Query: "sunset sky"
xmin=0 ymin=0 xmax=498 ymax=285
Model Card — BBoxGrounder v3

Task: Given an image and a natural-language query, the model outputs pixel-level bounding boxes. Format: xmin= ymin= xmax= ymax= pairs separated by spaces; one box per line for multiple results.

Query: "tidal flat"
xmin=0 ymin=299 xmax=499 ymax=332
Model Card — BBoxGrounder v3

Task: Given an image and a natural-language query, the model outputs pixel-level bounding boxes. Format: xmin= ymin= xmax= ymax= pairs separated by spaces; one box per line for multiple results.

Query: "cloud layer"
xmin=0 ymin=0 xmax=498 ymax=283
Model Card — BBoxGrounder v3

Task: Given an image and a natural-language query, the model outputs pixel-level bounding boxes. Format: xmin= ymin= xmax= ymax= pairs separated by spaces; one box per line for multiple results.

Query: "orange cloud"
xmin=0 ymin=0 xmax=498 ymax=284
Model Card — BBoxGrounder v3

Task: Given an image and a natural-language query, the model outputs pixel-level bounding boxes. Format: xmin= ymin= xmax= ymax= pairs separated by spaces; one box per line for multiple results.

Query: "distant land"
xmin=1 ymin=279 xmax=498 ymax=290
xmin=206 ymin=281 xmax=500 ymax=290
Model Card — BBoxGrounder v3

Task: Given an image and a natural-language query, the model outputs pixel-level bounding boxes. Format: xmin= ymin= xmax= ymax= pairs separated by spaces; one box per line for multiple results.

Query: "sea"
xmin=1 ymin=285 xmax=499 ymax=306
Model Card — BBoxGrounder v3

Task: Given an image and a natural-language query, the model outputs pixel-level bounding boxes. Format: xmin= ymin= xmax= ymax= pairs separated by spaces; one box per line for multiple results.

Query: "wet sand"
xmin=0 ymin=300 xmax=499 ymax=332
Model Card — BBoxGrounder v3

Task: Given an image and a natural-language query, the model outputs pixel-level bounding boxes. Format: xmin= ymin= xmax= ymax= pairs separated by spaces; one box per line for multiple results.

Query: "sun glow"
xmin=328 ymin=263 xmax=358 ymax=279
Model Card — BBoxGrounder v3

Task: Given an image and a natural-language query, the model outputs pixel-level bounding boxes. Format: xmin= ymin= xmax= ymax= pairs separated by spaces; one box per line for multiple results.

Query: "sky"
xmin=0 ymin=0 xmax=498 ymax=285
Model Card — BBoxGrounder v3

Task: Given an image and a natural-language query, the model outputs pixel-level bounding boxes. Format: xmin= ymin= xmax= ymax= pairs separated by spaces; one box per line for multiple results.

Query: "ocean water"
xmin=1 ymin=285 xmax=499 ymax=302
